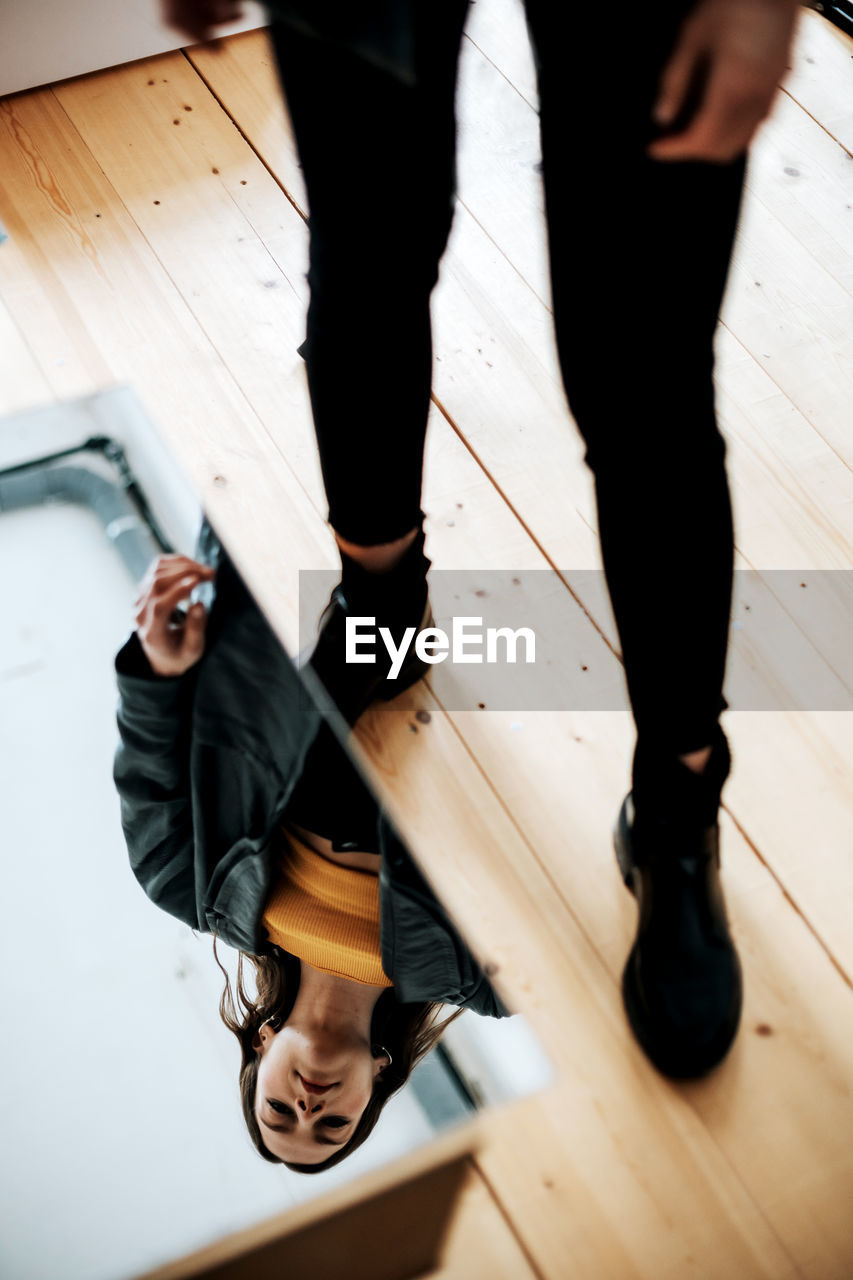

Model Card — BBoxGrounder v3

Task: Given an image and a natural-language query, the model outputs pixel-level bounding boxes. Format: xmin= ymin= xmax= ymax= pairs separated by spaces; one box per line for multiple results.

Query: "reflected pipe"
xmin=0 ymin=435 xmax=171 ymax=580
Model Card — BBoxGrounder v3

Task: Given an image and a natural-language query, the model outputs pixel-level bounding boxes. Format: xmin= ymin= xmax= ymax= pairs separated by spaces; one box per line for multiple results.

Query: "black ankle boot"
xmin=613 ymin=728 xmax=742 ymax=1078
xmin=298 ymin=528 xmax=433 ymax=726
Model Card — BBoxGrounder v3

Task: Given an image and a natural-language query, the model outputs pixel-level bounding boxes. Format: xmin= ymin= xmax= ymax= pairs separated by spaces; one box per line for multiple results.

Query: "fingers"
xmin=133 ymin=555 xmax=215 ymax=673
xmin=134 ymin=555 xmax=214 ymax=608
xmin=181 ymin=602 xmax=209 ymax=665
xmin=652 ymin=27 xmax=702 ymax=130
xmin=134 ymin=568 xmax=210 ymax=676
xmin=648 ymin=58 xmax=772 ymax=162
xmin=135 ymin=572 xmax=205 ymax=627
xmin=147 ymin=553 xmax=214 ymax=580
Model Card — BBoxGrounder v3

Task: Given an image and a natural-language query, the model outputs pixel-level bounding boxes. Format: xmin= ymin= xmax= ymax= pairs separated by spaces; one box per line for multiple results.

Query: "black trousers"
xmin=269 ymin=0 xmax=746 ymax=759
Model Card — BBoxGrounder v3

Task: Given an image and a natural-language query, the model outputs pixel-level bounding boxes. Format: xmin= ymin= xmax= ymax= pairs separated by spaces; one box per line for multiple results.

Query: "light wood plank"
xmin=783 ymin=8 xmax=853 ymax=155
xmin=0 ymin=294 xmax=53 ymax=414
xmin=349 ymin=693 xmax=811 ymax=1280
xmin=430 ymin=1164 xmax=541 ymax=1280
xmin=725 ymin=187 xmax=853 ymax=471
xmin=749 ymin=90 xmax=853 ymax=300
xmin=0 ymin=85 xmax=337 ymax=649
xmin=371 ymin=695 xmax=853 ymax=1279
xmin=464 ymin=0 xmax=539 ymax=111
xmin=48 ymin=53 xmax=325 ymax=521
xmin=189 ymin=32 xmax=307 ymax=215
xmin=718 ymin=329 xmax=853 ymax=571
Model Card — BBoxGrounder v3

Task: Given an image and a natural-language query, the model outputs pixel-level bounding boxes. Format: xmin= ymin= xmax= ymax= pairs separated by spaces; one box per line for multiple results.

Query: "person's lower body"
xmin=271 ymin=0 xmax=744 ymax=1071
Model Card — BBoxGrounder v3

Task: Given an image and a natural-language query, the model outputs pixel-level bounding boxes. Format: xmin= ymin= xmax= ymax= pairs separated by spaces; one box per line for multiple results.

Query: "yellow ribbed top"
xmin=262 ymin=829 xmax=392 ymax=987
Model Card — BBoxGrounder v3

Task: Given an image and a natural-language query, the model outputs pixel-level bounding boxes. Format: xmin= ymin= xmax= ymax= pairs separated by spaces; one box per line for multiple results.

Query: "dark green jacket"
xmin=113 ymin=528 xmax=508 ymax=1018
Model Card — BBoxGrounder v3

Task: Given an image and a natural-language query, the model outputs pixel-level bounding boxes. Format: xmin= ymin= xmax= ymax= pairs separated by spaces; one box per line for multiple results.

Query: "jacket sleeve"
xmin=456 ymin=968 xmax=512 ymax=1020
xmin=112 ymin=631 xmax=201 ymax=930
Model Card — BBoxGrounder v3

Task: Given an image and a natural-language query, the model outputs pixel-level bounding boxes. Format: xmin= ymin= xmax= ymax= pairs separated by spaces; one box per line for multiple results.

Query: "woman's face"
xmin=254 ymin=1022 xmax=386 ymax=1165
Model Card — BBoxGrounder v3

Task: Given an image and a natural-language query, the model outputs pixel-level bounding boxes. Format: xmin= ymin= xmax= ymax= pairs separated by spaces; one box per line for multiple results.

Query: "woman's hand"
xmin=134 ymin=554 xmax=216 ymax=677
xmin=160 ymin=0 xmax=245 ymax=45
xmin=648 ymin=0 xmax=801 ymax=163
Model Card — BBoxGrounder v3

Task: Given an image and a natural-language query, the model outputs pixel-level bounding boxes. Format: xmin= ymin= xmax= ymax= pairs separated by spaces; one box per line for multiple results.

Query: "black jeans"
xmin=269 ymin=0 xmax=746 ymax=759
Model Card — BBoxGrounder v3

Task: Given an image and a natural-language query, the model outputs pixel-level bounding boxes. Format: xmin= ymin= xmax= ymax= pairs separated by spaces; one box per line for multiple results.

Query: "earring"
xmin=373 ymin=1044 xmax=392 ymax=1068
xmin=261 ymin=1013 xmax=283 ymax=1032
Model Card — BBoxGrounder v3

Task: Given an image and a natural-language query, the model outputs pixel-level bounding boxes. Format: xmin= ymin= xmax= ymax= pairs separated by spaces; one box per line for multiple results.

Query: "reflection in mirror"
xmin=0 ymin=390 xmax=550 ymax=1280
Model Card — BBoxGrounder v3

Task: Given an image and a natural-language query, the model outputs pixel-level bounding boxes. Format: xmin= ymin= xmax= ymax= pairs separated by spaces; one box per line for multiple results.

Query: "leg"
xmin=268 ymin=4 xmax=469 ymax=548
xmin=525 ymin=0 xmax=745 ymax=1074
xmin=524 ymin=0 xmax=744 ymax=815
xmin=268 ymin=7 xmax=468 ymax=719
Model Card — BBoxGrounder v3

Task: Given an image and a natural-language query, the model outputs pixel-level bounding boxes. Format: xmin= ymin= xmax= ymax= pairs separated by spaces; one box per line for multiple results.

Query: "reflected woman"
xmin=112 ymin=535 xmax=508 ymax=1172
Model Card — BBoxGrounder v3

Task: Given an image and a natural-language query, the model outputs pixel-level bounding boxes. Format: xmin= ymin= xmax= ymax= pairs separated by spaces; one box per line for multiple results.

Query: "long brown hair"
xmin=214 ymin=943 xmax=461 ymax=1172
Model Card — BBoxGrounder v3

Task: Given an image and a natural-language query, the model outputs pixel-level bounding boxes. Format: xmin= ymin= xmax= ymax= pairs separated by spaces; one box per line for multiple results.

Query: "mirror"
xmin=0 ymin=388 xmax=551 ymax=1280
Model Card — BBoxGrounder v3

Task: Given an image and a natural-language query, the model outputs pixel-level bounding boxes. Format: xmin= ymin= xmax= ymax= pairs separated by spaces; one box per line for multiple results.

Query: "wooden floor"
xmin=2 ymin=5 xmax=852 ymax=1277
